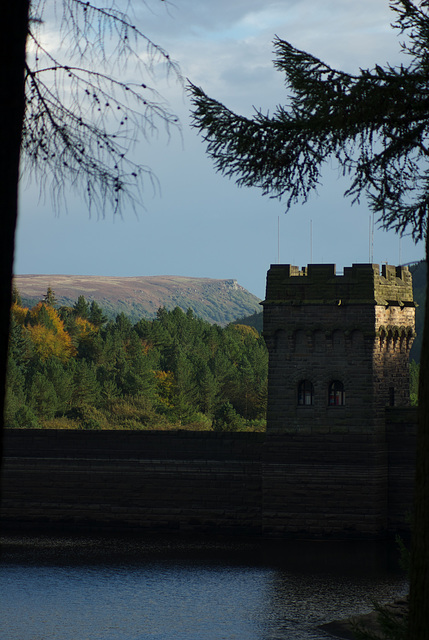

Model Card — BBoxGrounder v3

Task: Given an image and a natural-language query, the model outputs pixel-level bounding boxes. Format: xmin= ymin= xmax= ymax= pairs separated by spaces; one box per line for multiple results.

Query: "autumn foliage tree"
xmin=26 ymin=303 xmax=76 ymax=363
xmin=6 ymin=297 xmax=268 ymax=432
xmin=1 ymin=0 xmax=182 ymax=457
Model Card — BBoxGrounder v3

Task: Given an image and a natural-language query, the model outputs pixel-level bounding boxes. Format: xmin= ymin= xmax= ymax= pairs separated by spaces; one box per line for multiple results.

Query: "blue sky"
xmin=15 ymin=0 xmax=425 ymax=300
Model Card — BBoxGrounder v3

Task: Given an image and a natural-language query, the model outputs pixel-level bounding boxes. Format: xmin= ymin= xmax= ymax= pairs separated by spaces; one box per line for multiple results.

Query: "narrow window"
xmin=328 ymin=380 xmax=345 ymax=406
xmin=298 ymin=380 xmax=314 ymax=406
xmin=389 ymin=387 xmax=395 ymax=406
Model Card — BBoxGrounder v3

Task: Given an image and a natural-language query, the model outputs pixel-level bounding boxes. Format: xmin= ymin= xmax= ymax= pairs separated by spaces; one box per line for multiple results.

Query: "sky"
xmin=15 ymin=0 xmax=425 ymax=300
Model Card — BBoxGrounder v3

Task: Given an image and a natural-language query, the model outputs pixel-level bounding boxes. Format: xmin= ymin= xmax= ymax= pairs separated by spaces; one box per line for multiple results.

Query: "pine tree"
xmin=43 ymin=358 xmax=74 ymax=414
xmin=88 ymin=301 xmax=107 ymax=328
xmin=11 ymin=285 xmax=22 ymax=307
xmin=29 ymin=372 xmax=59 ymax=420
xmin=196 ymin=362 xmax=219 ymax=415
xmin=70 ymin=359 xmax=101 ymax=406
xmin=190 ymin=2 xmax=429 ymax=635
xmin=73 ymin=296 xmax=89 ymax=319
xmin=0 ymin=0 xmax=181 ymax=454
xmin=43 ymin=287 xmax=57 ymax=307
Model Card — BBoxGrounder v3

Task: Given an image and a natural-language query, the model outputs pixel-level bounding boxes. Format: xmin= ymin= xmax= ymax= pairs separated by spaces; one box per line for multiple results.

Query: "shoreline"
xmin=319 ymin=597 xmax=409 ymax=639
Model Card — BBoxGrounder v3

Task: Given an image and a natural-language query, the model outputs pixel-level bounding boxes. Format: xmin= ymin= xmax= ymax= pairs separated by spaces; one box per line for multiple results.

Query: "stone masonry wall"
xmin=264 ymin=304 xmax=379 ymax=432
xmin=373 ymin=304 xmax=416 ymax=413
xmin=1 ymin=431 xmax=263 ymax=535
xmin=262 ymin=432 xmax=389 ymax=537
xmin=0 ymin=421 xmax=416 ymax=538
xmin=386 ymin=407 xmax=418 ymax=531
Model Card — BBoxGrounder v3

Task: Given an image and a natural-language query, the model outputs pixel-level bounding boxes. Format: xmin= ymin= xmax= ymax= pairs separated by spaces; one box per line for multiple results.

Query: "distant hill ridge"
xmin=13 ymin=274 xmax=262 ymax=326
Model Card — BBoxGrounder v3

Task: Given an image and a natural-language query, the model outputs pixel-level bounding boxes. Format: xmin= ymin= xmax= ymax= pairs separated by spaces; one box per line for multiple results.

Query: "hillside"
xmin=13 ymin=274 xmax=262 ymax=326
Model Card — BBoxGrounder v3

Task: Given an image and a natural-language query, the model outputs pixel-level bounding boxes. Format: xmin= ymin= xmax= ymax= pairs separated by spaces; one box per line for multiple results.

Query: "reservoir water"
xmin=0 ymin=533 xmax=407 ymax=640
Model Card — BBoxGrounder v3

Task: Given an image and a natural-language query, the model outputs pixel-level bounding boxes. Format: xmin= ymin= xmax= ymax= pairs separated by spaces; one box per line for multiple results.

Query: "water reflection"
xmin=0 ymin=534 xmax=407 ymax=640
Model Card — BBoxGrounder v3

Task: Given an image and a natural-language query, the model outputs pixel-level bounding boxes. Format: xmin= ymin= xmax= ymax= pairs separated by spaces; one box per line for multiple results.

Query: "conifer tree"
xmin=88 ymin=301 xmax=107 ymax=328
xmin=11 ymin=286 xmax=22 ymax=307
xmin=43 ymin=286 xmax=57 ymax=307
xmin=73 ymin=296 xmax=89 ymax=319
xmin=190 ymin=2 xmax=429 ymax=635
xmin=0 ymin=0 xmax=181 ymax=450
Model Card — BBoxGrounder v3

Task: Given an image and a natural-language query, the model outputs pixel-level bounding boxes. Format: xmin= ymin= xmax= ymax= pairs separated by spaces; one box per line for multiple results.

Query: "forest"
xmin=6 ymin=287 xmax=420 ymax=431
xmin=5 ymin=288 xmax=268 ymax=431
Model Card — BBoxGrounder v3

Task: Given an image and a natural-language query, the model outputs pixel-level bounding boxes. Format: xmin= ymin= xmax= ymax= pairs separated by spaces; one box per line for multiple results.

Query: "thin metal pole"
xmin=369 ymin=216 xmax=371 ymax=262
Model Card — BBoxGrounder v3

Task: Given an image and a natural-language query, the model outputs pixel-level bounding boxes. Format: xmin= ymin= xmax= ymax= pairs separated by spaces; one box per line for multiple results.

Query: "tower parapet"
xmin=265 ymin=263 xmax=414 ymax=307
xmin=262 ymin=264 xmax=416 ymax=433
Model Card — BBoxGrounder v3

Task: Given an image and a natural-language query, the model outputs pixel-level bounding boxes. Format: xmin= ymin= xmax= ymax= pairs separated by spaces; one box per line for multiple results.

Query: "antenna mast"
xmin=369 ymin=213 xmax=374 ymax=262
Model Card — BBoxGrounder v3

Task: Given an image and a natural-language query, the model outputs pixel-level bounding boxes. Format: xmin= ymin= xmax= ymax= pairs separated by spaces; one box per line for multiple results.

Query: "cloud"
xmin=147 ymin=0 xmax=405 ymax=113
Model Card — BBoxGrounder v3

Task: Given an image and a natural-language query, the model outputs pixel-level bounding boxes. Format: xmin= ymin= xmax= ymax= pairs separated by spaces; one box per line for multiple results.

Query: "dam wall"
xmin=1 ymin=410 xmax=417 ymax=538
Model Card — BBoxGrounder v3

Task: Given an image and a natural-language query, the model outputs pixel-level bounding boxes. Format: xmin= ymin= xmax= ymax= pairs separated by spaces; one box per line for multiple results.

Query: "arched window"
xmin=298 ymin=380 xmax=314 ymax=406
xmin=328 ymin=380 xmax=345 ymax=406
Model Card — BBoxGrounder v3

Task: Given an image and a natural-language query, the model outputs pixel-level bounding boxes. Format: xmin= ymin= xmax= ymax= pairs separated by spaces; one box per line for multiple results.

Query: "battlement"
xmin=263 ymin=263 xmax=415 ymax=307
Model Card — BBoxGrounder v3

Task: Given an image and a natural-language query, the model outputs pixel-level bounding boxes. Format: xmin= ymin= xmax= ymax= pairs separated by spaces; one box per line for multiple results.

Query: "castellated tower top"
xmin=262 ymin=264 xmax=416 ymax=434
xmin=264 ymin=263 xmax=414 ymax=308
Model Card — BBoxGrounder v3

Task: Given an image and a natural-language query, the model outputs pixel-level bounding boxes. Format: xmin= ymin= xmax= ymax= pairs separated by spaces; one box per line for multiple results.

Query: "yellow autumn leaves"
xmin=12 ymin=301 xmax=97 ymax=363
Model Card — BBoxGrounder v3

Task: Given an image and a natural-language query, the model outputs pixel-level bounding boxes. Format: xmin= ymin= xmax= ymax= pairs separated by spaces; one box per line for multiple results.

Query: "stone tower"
xmin=262 ymin=264 xmax=416 ymax=433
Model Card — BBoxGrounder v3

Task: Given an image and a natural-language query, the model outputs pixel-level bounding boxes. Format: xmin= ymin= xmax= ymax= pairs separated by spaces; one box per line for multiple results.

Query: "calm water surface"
xmin=0 ymin=534 xmax=407 ymax=640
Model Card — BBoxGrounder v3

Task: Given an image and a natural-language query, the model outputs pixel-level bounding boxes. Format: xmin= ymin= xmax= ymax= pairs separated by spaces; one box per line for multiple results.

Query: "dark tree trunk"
xmin=408 ymin=236 xmax=429 ymax=638
xmin=0 ymin=2 xmax=30 ymax=466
